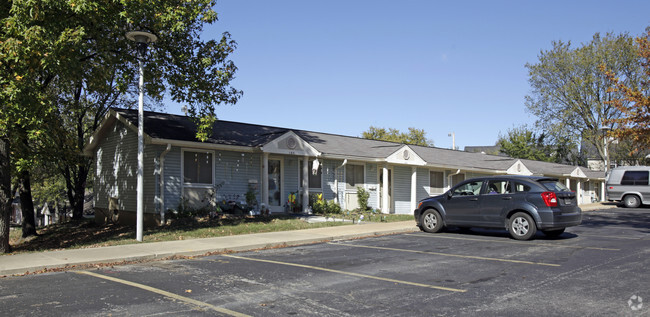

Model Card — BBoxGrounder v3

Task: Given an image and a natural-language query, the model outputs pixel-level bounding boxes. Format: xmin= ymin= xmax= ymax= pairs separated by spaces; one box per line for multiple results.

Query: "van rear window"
xmin=621 ymin=171 xmax=649 ymax=185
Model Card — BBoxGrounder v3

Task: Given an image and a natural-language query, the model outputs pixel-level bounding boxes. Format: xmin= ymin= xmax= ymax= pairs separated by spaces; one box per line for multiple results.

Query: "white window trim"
xmin=181 ymin=149 xmax=215 ymax=189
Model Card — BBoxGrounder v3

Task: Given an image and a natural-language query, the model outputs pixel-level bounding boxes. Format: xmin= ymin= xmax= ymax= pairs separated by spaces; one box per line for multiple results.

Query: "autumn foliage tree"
xmin=603 ymin=30 xmax=650 ymax=153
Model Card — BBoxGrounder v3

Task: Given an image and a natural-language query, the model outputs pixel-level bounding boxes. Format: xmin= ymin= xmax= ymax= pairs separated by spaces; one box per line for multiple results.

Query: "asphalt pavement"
xmin=0 ymin=202 xmax=616 ymax=277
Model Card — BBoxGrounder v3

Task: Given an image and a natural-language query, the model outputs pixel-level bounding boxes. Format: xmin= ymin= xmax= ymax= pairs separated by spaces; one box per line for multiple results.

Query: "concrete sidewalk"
xmin=0 ymin=202 xmax=617 ymax=277
xmin=0 ymin=221 xmax=420 ymax=277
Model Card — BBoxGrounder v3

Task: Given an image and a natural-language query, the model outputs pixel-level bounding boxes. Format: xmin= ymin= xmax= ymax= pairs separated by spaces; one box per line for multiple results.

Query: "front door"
xmin=444 ymin=180 xmax=483 ymax=224
xmin=268 ymin=159 xmax=283 ymax=213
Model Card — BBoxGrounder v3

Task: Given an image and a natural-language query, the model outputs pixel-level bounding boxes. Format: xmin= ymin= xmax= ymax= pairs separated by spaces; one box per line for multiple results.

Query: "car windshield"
xmin=539 ymin=180 xmax=570 ymax=192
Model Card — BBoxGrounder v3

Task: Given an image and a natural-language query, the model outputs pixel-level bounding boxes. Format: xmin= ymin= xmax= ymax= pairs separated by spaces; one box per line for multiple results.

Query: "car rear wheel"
xmin=623 ymin=195 xmax=641 ymax=208
xmin=421 ymin=209 xmax=444 ymax=233
xmin=542 ymin=228 xmax=565 ymax=238
xmin=508 ymin=212 xmax=537 ymax=240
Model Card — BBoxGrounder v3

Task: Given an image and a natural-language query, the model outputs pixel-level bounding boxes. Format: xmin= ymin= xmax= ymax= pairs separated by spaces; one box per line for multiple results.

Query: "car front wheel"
xmin=623 ymin=195 xmax=641 ymax=208
xmin=420 ymin=209 xmax=444 ymax=233
xmin=508 ymin=212 xmax=537 ymax=240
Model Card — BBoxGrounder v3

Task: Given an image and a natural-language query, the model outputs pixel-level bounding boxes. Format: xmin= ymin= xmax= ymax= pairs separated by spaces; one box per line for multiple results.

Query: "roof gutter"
xmin=150 ymin=138 xmax=259 ymax=153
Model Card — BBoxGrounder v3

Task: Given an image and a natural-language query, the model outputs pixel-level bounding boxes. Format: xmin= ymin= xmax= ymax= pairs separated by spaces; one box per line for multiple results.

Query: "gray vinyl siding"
xmin=393 ymin=166 xmax=412 ymax=214
xmin=321 ymin=159 xmax=342 ymax=202
xmin=162 ymin=147 xmax=182 ymax=211
xmin=167 ymin=149 xmax=262 ymax=209
xmin=94 ymin=120 xmax=158 ymax=214
xmin=284 ymin=157 xmax=300 ymax=198
xmin=213 ymin=151 xmax=261 ymax=204
xmin=417 ymin=168 xmax=429 ymax=201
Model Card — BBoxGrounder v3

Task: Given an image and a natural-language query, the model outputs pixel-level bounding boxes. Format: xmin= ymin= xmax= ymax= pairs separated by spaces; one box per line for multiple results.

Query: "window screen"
xmin=430 ymin=171 xmax=444 ymax=193
xmin=183 ymin=151 xmax=213 ymax=184
xmin=346 ymin=164 xmax=364 ymax=189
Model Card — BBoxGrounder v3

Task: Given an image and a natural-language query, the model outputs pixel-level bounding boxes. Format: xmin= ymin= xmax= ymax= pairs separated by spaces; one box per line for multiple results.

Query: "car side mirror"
xmin=446 ymin=191 xmax=453 ymax=200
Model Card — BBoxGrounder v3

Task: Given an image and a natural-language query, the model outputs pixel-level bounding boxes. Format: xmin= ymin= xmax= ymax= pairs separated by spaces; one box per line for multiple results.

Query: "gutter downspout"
xmin=159 ymin=144 xmax=172 ymax=225
xmin=334 ymin=159 xmax=348 ymax=204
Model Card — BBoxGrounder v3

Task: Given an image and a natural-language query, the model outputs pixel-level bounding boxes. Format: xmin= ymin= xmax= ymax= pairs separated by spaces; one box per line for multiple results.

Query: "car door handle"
xmin=502 ymin=196 xmax=512 ymax=200
xmin=469 ymin=198 xmax=478 ymax=201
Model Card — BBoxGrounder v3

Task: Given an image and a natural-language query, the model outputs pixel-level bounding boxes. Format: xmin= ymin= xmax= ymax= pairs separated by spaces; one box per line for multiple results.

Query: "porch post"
xmin=565 ymin=178 xmax=570 ymax=190
xmin=601 ymin=180 xmax=606 ymax=202
xmin=302 ymin=156 xmax=309 ymax=213
xmin=382 ymin=166 xmax=389 ymax=214
xmin=262 ymin=153 xmax=269 ymax=207
xmin=576 ymin=180 xmax=582 ymax=205
xmin=411 ymin=167 xmax=417 ymax=212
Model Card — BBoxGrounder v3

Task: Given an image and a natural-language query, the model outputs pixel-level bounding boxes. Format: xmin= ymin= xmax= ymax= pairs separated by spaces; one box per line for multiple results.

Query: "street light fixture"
xmin=126 ymin=30 xmax=157 ymax=242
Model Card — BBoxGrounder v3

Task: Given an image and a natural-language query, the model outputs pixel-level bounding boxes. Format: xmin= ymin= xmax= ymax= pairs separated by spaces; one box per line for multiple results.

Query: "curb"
xmin=0 ymin=223 xmax=419 ymax=277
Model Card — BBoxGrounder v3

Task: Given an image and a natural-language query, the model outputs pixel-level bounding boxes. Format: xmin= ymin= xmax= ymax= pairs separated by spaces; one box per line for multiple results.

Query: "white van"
xmin=606 ymin=166 xmax=650 ymax=208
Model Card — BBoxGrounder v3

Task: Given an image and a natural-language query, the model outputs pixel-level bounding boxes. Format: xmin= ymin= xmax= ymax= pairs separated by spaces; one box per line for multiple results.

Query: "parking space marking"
xmin=74 ymin=271 xmax=249 ymax=317
xmin=573 ymin=233 xmax=646 ymax=240
xmin=220 ymin=254 xmax=466 ymax=293
xmin=406 ymin=233 xmax=620 ymax=251
xmin=330 ymin=242 xmax=560 ymax=267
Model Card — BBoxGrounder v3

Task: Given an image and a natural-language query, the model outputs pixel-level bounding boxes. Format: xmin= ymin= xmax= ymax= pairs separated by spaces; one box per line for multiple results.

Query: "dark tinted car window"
xmin=452 ymin=181 xmax=483 ymax=196
xmin=539 ymin=180 xmax=570 ymax=192
xmin=621 ymin=171 xmax=649 ymax=185
xmin=514 ymin=182 xmax=531 ymax=192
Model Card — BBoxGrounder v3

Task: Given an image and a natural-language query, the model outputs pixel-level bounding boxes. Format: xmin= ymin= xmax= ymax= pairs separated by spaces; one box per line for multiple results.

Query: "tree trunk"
xmin=19 ymin=170 xmax=38 ymax=238
xmin=0 ymin=137 xmax=12 ymax=253
xmin=67 ymin=162 xmax=89 ymax=220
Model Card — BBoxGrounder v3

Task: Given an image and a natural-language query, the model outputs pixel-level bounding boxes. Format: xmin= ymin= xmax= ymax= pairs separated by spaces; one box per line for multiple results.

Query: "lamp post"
xmin=126 ymin=30 xmax=157 ymax=242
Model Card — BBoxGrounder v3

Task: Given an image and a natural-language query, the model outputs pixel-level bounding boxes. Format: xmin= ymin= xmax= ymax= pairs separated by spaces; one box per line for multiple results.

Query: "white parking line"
xmin=75 ymin=271 xmax=250 ymax=317
xmin=220 ymin=254 xmax=466 ymax=293
xmin=330 ymin=242 xmax=560 ymax=267
xmin=406 ymin=233 xmax=620 ymax=251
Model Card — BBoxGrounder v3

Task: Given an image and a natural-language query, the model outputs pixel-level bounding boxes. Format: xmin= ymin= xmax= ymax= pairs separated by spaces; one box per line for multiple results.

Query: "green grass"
xmin=6 ymin=213 xmax=413 ymax=255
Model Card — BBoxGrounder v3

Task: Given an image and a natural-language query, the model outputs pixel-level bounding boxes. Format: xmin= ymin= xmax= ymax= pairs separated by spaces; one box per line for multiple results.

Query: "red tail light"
xmin=541 ymin=192 xmax=558 ymax=207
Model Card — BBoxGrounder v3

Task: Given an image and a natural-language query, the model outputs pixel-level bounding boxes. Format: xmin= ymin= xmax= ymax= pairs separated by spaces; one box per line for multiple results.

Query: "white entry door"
xmin=268 ymin=159 xmax=284 ymax=213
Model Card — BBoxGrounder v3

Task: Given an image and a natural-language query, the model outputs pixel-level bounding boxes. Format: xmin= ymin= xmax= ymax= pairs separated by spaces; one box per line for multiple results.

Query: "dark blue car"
xmin=414 ymin=175 xmax=582 ymax=240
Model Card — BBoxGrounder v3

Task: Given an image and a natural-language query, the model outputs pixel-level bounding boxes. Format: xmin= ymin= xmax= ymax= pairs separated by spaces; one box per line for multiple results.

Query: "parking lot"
xmin=2 ymin=207 xmax=648 ymax=316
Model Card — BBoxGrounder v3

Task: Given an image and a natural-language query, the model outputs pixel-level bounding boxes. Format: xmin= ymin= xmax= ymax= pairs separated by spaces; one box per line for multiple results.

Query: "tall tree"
xmin=362 ymin=126 xmax=434 ymax=146
xmin=0 ymin=0 xmax=242 ymax=251
xmin=496 ymin=126 xmax=580 ymax=164
xmin=603 ymin=30 xmax=650 ymax=153
xmin=525 ymin=32 xmax=642 ymax=170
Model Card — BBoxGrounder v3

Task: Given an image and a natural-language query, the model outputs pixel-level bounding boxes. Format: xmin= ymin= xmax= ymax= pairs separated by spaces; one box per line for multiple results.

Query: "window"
xmin=452 ymin=181 xmax=483 ymax=196
xmin=514 ymin=182 xmax=531 ymax=192
xmin=621 ymin=171 xmax=649 ymax=186
xmin=485 ymin=180 xmax=511 ymax=195
xmin=430 ymin=171 xmax=444 ymax=193
xmin=300 ymin=160 xmax=322 ymax=189
xmin=450 ymin=173 xmax=465 ymax=186
xmin=346 ymin=164 xmax=364 ymax=190
xmin=183 ymin=151 xmax=213 ymax=185
xmin=540 ymin=180 xmax=570 ymax=192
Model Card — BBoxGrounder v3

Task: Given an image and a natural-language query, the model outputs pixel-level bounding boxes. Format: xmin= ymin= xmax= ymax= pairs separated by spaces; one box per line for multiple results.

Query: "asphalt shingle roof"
xmin=112 ymin=108 xmax=605 ymax=179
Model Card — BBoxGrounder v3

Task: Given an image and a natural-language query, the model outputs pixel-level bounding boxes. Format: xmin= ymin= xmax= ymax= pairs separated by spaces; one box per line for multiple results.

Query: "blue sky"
xmin=165 ymin=0 xmax=650 ymax=150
